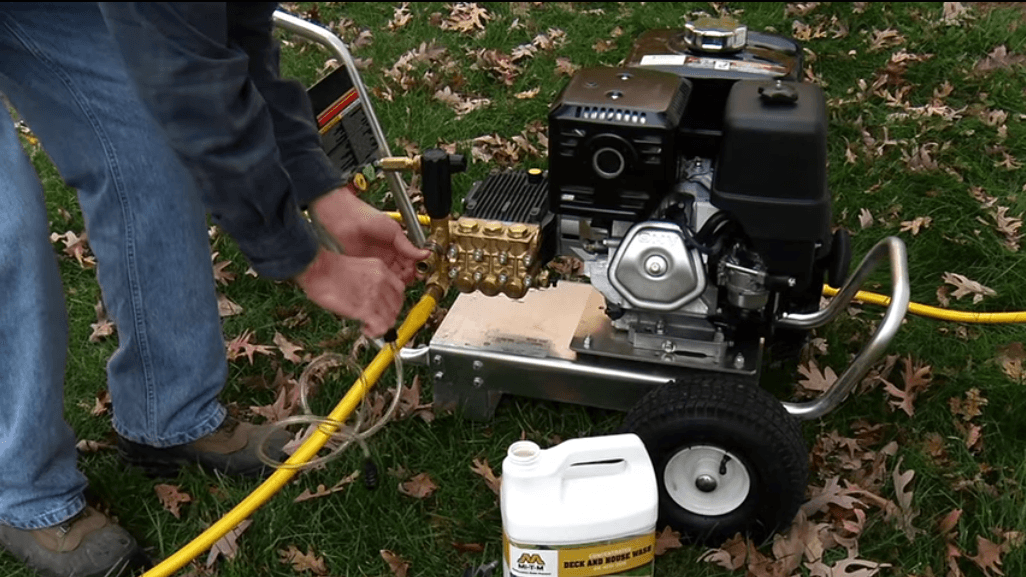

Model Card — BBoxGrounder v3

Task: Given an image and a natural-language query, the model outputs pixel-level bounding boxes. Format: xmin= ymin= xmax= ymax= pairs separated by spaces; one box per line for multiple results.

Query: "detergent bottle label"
xmin=504 ymin=532 xmax=655 ymax=577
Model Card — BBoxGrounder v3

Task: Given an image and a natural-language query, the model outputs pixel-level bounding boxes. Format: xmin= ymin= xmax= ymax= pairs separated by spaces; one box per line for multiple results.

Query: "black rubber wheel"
xmin=620 ymin=373 xmax=807 ymax=545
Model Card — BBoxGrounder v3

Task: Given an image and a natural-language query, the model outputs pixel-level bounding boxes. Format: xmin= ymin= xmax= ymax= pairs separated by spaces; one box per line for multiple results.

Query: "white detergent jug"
xmin=501 ymin=434 xmax=658 ymax=577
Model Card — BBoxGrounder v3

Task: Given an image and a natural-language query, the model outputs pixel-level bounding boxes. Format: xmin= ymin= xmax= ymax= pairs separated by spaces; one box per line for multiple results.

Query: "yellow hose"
xmin=142 ymin=293 xmax=439 ymax=577
xmin=822 ymin=285 xmax=1026 ymax=323
xmin=386 ymin=211 xmax=432 ymax=226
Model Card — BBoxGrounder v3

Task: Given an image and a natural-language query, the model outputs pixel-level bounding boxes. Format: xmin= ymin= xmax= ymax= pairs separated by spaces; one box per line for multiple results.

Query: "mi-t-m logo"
xmin=516 ymin=553 xmax=546 ymax=572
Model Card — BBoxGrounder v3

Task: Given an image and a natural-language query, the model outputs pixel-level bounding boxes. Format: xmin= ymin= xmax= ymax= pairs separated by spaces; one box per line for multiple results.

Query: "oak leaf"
xmin=798 ymin=360 xmax=838 ymax=394
xmin=469 ymin=458 xmax=501 ymax=495
xmin=294 ymin=470 xmax=360 ymax=503
xmin=76 ymin=439 xmax=115 ymax=453
xmin=381 ymin=549 xmax=410 ymax=577
xmin=205 ymin=519 xmax=252 ymax=567
xmin=225 ymin=329 xmax=274 ymax=364
xmin=89 ymin=300 xmax=115 ymax=343
xmin=899 ymin=216 xmax=932 ymax=236
xmin=968 ymin=536 xmax=1004 ymax=577
xmin=217 ymin=294 xmax=243 ymax=318
xmin=398 ymin=472 xmax=438 ymax=499
xmin=995 ymin=342 xmax=1025 ymax=382
xmin=154 ymin=484 xmax=192 ymax=519
xmin=272 ymin=331 xmax=305 ymax=364
xmin=279 ymin=545 xmax=328 ymax=575
xmin=942 ymin=272 xmax=996 ymax=304
xmin=654 ymin=526 xmax=684 ymax=556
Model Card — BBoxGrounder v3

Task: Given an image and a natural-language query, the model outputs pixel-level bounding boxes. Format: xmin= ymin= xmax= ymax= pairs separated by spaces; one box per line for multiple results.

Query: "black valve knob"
xmin=421 ymin=149 xmax=466 ymax=219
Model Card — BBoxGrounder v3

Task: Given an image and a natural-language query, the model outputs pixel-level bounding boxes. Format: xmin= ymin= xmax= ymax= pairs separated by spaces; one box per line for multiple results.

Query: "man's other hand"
xmin=294 ymin=248 xmax=407 ymax=338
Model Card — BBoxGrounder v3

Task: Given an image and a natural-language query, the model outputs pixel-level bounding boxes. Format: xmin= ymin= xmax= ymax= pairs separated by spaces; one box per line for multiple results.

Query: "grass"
xmin=5 ymin=2 xmax=1026 ymax=576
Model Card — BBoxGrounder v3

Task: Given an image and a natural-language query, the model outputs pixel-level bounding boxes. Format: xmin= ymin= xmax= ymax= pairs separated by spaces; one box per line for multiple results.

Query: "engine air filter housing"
xmin=548 ymin=67 xmax=692 ymax=224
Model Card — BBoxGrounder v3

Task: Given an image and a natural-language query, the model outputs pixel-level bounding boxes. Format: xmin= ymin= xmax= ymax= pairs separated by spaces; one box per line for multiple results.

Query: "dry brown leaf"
xmin=205 ymin=519 xmax=252 ymax=567
xmin=279 ymin=545 xmax=328 ymax=575
xmin=808 ymin=557 xmax=892 ymax=576
xmin=786 ymin=3 xmax=822 ymax=17
xmin=991 ymin=206 xmax=1022 ymax=251
xmin=868 ymin=28 xmax=905 ymax=52
xmin=225 ymin=329 xmax=274 ymax=364
xmin=381 ymin=549 xmax=410 ymax=577
xmin=942 ymin=2 xmax=973 ymax=26
xmin=293 ymin=470 xmax=360 ymax=503
xmin=398 ymin=472 xmax=438 ymax=499
xmin=90 ymin=389 xmax=111 ymax=417
xmin=938 ymin=508 xmax=963 ymax=536
xmin=949 ymin=387 xmax=988 ymax=421
xmin=802 ymin=476 xmax=865 ymax=515
xmin=891 ymin=457 xmax=921 ymax=541
xmin=857 ymin=208 xmax=873 ymax=229
xmin=515 ymin=87 xmax=540 ymax=100
xmin=654 ymin=526 xmax=684 ymax=556
xmin=942 ymin=272 xmax=996 ymax=304
xmin=387 ymin=2 xmax=412 ymax=31
xmin=89 ymin=300 xmax=115 ymax=343
xmin=75 ymin=439 xmax=115 ymax=453
xmin=273 ymin=331 xmax=304 ymax=364
xmin=217 ymin=294 xmax=243 ymax=318
xmin=882 ymin=357 xmax=932 ymax=417
xmin=593 ymin=38 xmax=615 ymax=53
xmin=154 ymin=484 xmax=192 ymax=519
xmin=555 ymin=57 xmax=578 ymax=77
xmin=968 ymin=536 xmax=1004 ymax=577
xmin=900 ymin=216 xmax=933 ymax=236
xmin=470 ymin=458 xmax=501 ymax=495
xmin=50 ymin=230 xmax=96 ymax=269
xmin=452 ymin=542 xmax=485 ymax=555
xmin=798 ymin=360 xmax=838 ymax=394
xmin=440 ymin=3 xmax=492 ymax=34
xmin=211 ymin=252 xmax=235 ymax=286
xmin=974 ymin=45 xmax=1026 ymax=76
xmin=995 ymin=342 xmax=1025 ymax=382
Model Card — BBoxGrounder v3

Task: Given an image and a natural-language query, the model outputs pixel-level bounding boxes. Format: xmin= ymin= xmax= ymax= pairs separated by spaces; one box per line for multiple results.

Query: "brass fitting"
xmin=377 ymin=155 xmax=421 ymax=173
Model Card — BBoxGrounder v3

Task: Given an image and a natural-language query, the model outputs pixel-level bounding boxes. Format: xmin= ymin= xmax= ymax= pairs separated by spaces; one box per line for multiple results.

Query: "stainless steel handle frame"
xmin=272 ymin=10 xmax=427 ymax=248
xmin=777 ymin=236 xmax=910 ymax=420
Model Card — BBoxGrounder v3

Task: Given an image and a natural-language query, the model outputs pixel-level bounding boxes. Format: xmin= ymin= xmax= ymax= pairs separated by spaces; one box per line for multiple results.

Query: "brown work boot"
xmin=117 ymin=416 xmax=291 ymax=479
xmin=0 ymin=507 xmax=148 ymax=577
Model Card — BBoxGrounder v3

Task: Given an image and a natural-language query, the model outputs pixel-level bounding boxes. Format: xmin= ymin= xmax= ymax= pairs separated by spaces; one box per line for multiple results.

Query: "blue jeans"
xmin=0 ymin=3 xmax=228 ymax=530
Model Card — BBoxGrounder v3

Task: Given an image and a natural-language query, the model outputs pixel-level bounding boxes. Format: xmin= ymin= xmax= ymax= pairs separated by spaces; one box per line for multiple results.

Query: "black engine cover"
xmin=548 ymin=67 xmax=692 ymax=225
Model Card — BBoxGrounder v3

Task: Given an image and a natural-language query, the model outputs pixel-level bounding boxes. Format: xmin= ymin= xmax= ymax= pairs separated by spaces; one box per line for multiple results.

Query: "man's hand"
xmin=294 ymin=248 xmax=407 ymax=338
xmin=311 ymin=186 xmax=429 ymax=284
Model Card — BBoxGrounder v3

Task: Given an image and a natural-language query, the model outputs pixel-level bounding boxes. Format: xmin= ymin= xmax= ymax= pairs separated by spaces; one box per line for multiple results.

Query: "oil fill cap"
xmin=683 ymin=17 xmax=747 ymax=54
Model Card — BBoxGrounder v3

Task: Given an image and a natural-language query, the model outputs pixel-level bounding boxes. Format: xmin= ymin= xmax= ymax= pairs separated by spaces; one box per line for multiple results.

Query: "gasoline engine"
xmin=423 ymin=17 xmax=851 ymax=374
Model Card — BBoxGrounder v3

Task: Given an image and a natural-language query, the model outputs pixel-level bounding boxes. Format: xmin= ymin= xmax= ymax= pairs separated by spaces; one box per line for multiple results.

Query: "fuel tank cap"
xmin=682 ymin=17 xmax=747 ymax=54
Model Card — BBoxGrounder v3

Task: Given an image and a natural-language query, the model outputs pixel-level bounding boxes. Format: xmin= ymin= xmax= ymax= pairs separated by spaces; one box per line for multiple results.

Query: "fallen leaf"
xmin=211 ymin=252 xmax=235 ymax=285
xmin=273 ymin=332 xmax=305 ymax=363
xmin=76 ymin=439 xmax=115 ymax=453
xmin=90 ymin=389 xmax=111 ymax=417
xmin=89 ymin=300 xmax=115 ymax=343
xmin=968 ymin=536 xmax=1004 ymax=577
xmin=279 ymin=545 xmax=328 ymax=575
xmin=858 ymin=208 xmax=873 ymax=229
xmin=798 ymin=360 xmax=838 ymax=394
xmin=294 ymin=470 xmax=360 ymax=503
xmin=225 ymin=329 xmax=274 ymax=364
xmin=398 ymin=472 xmax=438 ymax=499
xmin=50 ymin=230 xmax=96 ymax=269
xmin=155 ymin=484 xmax=192 ymax=519
xmin=942 ymin=272 xmax=996 ymax=304
xmin=555 ymin=57 xmax=578 ymax=77
xmin=991 ymin=206 xmax=1022 ymax=251
xmin=469 ymin=458 xmax=501 ymax=495
xmin=949 ymin=388 xmax=988 ymax=421
xmin=995 ymin=342 xmax=1025 ymax=382
xmin=938 ymin=508 xmax=962 ymax=536
xmin=941 ymin=2 xmax=973 ymax=26
xmin=900 ymin=216 xmax=932 ymax=236
xmin=452 ymin=542 xmax=485 ymax=555
xmin=974 ymin=45 xmax=1026 ymax=76
xmin=802 ymin=476 xmax=865 ymax=515
xmin=381 ymin=549 xmax=410 ymax=577
xmin=654 ymin=526 xmax=683 ymax=556
xmin=592 ymin=38 xmax=615 ymax=53
xmin=515 ymin=87 xmax=540 ymax=100
xmin=891 ymin=457 xmax=921 ymax=541
xmin=868 ymin=28 xmax=905 ymax=52
xmin=387 ymin=2 xmax=412 ymax=31
xmin=440 ymin=2 xmax=492 ymax=34
xmin=205 ymin=519 xmax=252 ymax=567
xmin=217 ymin=294 xmax=243 ymax=318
